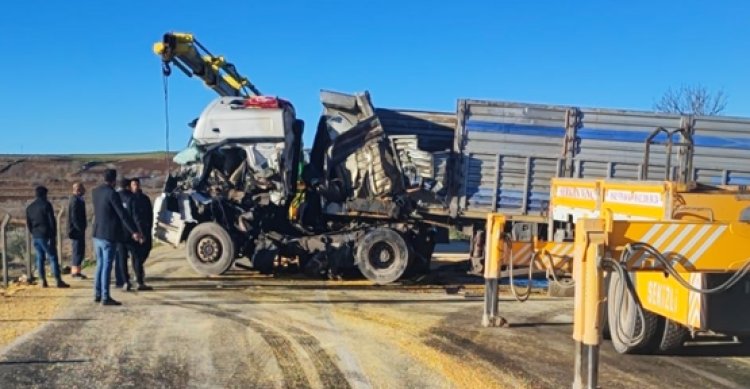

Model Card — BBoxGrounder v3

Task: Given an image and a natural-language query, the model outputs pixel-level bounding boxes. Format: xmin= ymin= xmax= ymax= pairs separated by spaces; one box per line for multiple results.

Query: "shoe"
xmin=94 ymin=297 xmax=101 ymax=303
xmin=56 ymin=280 xmax=70 ymax=288
xmin=71 ymin=273 xmax=88 ymax=280
xmin=41 ymin=280 xmax=49 ymax=288
xmin=136 ymin=284 xmax=153 ymax=291
xmin=123 ymin=283 xmax=133 ymax=292
xmin=101 ymin=298 xmax=122 ymax=306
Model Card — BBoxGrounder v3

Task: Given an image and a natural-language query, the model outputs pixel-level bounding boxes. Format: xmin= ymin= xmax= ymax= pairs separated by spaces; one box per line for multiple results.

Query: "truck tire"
xmin=658 ymin=320 xmax=689 ymax=353
xmin=356 ymin=228 xmax=409 ymax=285
xmin=608 ymin=270 xmax=661 ymax=354
xmin=185 ymin=222 xmax=236 ymax=276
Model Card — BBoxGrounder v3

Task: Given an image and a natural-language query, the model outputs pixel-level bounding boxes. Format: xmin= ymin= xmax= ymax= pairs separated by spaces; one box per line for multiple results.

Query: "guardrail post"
xmin=1 ymin=214 xmax=10 ymax=287
xmin=25 ymin=225 xmax=33 ymax=282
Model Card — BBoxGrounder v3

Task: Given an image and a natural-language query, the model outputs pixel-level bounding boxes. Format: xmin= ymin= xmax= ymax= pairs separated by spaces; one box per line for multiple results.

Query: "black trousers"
xmin=70 ymin=238 xmax=85 ymax=267
xmin=116 ymin=242 xmax=145 ymax=286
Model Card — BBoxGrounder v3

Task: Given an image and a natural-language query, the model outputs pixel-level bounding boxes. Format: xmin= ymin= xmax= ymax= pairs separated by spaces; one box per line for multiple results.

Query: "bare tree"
xmin=654 ymin=85 xmax=727 ymax=116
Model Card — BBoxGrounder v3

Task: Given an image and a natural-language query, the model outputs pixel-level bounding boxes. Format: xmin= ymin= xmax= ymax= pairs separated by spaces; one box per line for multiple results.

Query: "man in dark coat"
xmin=115 ymin=178 xmax=134 ymax=290
xmin=26 ymin=186 xmax=69 ymax=288
xmin=128 ymin=178 xmax=154 ymax=290
xmin=92 ymin=169 xmax=142 ymax=306
xmin=68 ymin=182 xmax=87 ymax=279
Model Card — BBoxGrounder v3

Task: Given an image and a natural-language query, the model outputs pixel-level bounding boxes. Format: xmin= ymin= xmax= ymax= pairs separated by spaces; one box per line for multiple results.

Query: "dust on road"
xmin=0 ymin=246 xmax=748 ymax=389
xmin=0 ymin=284 xmax=67 ymax=349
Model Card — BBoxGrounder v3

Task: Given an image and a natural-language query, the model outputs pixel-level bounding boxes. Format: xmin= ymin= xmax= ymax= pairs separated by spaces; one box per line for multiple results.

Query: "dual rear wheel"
xmin=607 ymin=270 xmax=689 ymax=354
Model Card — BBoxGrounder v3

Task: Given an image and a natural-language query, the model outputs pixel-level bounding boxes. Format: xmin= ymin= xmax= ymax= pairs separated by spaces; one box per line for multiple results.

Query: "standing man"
xmin=92 ymin=169 xmax=142 ymax=306
xmin=68 ymin=182 xmax=87 ymax=279
xmin=129 ymin=178 xmax=154 ymax=290
xmin=115 ymin=178 xmax=133 ymax=291
xmin=26 ymin=186 xmax=69 ymax=288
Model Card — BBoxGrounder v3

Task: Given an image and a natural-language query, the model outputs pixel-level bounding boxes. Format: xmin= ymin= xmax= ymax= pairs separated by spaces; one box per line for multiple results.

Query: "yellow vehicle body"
xmin=551 ymin=177 xmax=750 ymax=330
xmin=633 ymin=271 xmax=703 ymax=330
xmin=484 ymin=176 xmax=750 ymax=342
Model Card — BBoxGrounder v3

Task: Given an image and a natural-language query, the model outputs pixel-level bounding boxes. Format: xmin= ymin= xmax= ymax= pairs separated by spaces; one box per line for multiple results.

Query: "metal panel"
xmin=454 ymin=99 xmax=750 ymax=219
xmin=576 ymin=108 xmax=680 ymax=181
xmin=690 ymin=114 xmax=750 ymax=185
xmin=376 ymin=108 xmax=456 ymax=152
xmin=456 ymin=100 xmax=573 ymax=215
xmin=377 ymin=108 xmax=456 ymax=194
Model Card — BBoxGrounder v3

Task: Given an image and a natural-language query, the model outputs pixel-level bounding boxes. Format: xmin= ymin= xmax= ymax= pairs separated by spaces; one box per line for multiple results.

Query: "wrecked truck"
xmin=153 ymin=91 xmax=446 ymax=284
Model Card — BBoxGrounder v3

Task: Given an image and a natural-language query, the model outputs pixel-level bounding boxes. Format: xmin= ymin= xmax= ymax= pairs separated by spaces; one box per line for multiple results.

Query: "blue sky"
xmin=0 ymin=0 xmax=747 ymax=154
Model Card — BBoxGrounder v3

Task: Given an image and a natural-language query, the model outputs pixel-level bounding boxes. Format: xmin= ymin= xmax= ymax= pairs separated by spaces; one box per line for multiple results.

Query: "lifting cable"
xmin=162 ymin=73 xmax=171 ymax=173
xmin=604 ymin=242 xmax=750 ymax=346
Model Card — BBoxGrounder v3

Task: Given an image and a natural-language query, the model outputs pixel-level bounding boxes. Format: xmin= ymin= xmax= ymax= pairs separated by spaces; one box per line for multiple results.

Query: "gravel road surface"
xmin=0 ymin=246 xmax=748 ymax=388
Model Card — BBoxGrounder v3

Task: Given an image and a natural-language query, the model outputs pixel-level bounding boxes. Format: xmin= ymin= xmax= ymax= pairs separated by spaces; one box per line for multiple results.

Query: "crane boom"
xmin=153 ymin=32 xmax=261 ymax=97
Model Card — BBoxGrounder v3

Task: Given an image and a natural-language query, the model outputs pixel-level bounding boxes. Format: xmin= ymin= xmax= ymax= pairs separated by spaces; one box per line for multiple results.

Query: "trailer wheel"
xmin=185 ymin=222 xmax=235 ymax=276
xmin=608 ymin=270 xmax=661 ymax=354
xmin=356 ymin=228 xmax=409 ymax=285
xmin=658 ymin=320 xmax=689 ymax=353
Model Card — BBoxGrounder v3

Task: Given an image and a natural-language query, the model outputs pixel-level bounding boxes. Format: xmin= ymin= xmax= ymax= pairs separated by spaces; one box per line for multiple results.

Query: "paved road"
xmin=1 ymin=247 xmax=748 ymax=388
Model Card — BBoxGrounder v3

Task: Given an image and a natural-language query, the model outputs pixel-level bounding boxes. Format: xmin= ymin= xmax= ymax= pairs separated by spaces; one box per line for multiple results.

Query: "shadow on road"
xmin=0 ymin=359 xmax=91 ymax=365
xmin=508 ymin=322 xmax=573 ymax=328
xmin=669 ymin=342 xmax=750 ymax=357
xmin=144 ymin=298 xmax=481 ymax=306
xmin=0 ymin=318 xmax=97 ymax=322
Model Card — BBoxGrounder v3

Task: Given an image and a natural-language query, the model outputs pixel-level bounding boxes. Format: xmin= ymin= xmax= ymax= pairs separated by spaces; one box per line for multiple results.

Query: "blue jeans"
xmin=93 ymin=238 xmax=115 ymax=300
xmin=32 ymin=238 xmax=61 ymax=281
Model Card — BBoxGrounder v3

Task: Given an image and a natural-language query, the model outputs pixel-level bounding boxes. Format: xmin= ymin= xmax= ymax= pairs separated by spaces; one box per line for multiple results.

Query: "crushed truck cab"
xmin=154 ymin=90 xmax=442 ymax=283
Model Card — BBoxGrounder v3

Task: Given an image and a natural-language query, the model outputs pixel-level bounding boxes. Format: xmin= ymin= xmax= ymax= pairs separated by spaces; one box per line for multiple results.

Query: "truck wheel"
xmin=658 ymin=320 xmax=689 ymax=353
xmin=608 ymin=270 xmax=661 ymax=354
xmin=356 ymin=228 xmax=409 ymax=285
xmin=185 ymin=222 xmax=235 ymax=276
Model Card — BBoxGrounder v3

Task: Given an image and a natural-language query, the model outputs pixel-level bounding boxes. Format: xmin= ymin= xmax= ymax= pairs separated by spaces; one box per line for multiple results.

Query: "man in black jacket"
xmin=115 ymin=178 xmax=134 ymax=290
xmin=128 ymin=178 xmax=154 ymax=290
xmin=26 ymin=186 xmax=69 ymax=288
xmin=92 ymin=170 xmax=142 ymax=306
xmin=68 ymin=182 xmax=87 ymax=279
